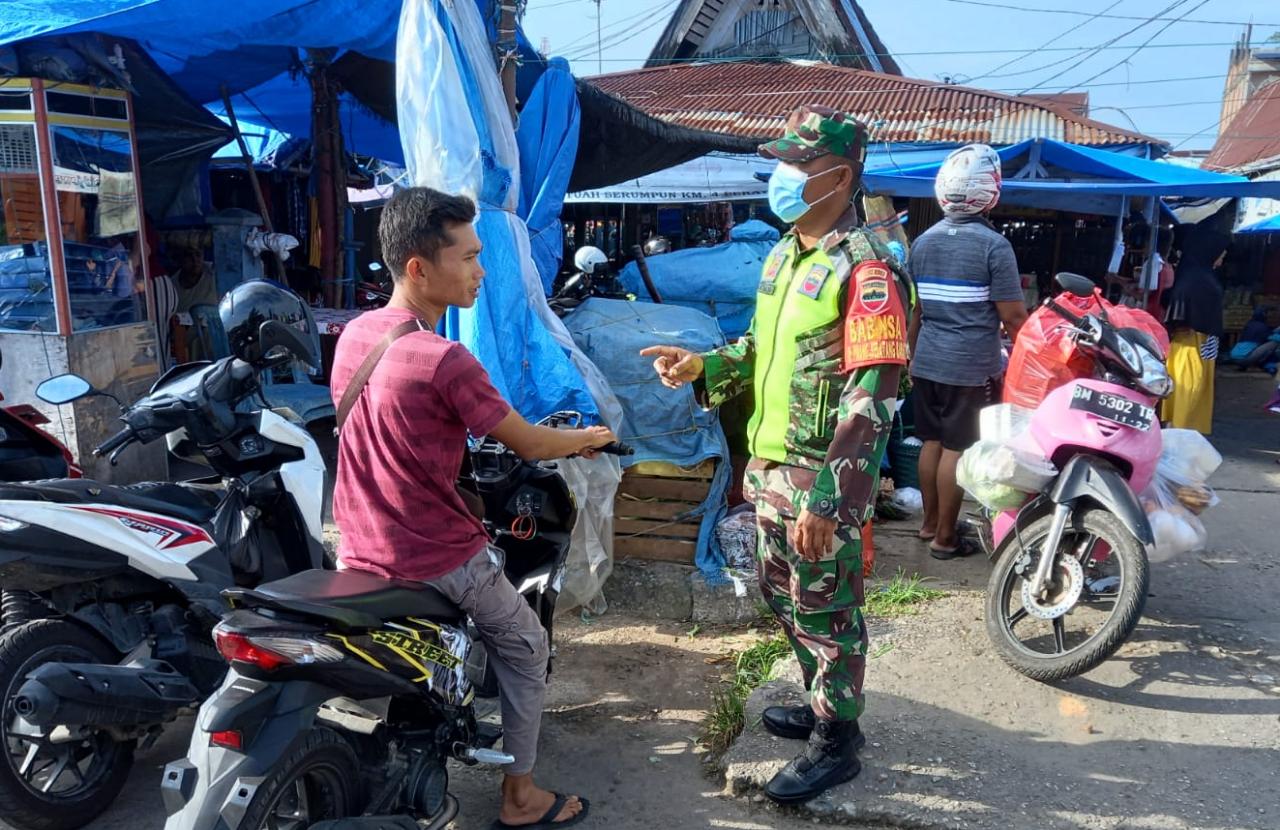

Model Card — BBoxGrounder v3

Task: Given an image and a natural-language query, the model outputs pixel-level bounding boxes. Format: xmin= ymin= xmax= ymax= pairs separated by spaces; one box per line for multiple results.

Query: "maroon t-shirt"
xmin=330 ymin=308 xmax=511 ymax=581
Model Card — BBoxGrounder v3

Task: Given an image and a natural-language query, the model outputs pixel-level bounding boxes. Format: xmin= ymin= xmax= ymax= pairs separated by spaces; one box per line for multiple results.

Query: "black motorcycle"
xmin=161 ymin=419 xmax=629 ymax=830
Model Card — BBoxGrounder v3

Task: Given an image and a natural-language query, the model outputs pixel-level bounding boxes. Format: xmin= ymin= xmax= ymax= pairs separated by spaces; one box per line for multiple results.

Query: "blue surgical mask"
xmin=767 ymin=163 xmax=840 ymax=223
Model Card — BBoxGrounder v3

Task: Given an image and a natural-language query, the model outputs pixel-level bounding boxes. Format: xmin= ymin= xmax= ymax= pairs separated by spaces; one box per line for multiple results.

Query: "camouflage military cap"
xmin=759 ymin=105 xmax=869 ymax=164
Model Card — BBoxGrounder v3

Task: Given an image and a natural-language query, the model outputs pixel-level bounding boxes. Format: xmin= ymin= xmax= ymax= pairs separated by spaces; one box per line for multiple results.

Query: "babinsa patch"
xmin=857 ymin=265 xmax=890 ymax=314
xmin=796 ymin=264 xmax=830 ymax=299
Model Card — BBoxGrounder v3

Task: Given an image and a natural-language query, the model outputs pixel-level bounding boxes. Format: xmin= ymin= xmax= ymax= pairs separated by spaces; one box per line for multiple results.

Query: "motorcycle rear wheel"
xmin=236 ymin=727 xmax=361 ymax=830
xmin=0 ymin=619 xmax=134 ymax=830
xmin=985 ymin=507 xmax=1149 ymax=682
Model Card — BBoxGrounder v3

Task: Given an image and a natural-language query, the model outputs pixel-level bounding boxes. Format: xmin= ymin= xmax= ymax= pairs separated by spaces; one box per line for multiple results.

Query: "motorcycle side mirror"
xmin=1055 ymin=272 xmax=1097 ymax=298
xmin=257 ymin=320 xmax=318 ymax=370
xmin=36 ymin=373 xmax=95 ymax=405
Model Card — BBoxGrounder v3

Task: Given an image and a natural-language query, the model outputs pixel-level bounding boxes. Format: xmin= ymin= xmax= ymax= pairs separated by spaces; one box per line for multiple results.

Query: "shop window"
xmin=0 ymin=123 xmax=56 ymax=333
xmin=49 ymin=125 xmax=145 ymax=332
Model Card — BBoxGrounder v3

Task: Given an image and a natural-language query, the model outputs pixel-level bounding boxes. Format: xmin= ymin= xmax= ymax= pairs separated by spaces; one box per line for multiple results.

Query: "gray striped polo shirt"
xmin=907 ymin=216 xmax=1023 ymax=387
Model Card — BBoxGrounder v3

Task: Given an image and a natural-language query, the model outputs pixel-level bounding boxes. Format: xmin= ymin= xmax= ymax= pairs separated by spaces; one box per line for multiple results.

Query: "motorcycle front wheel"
xmin=0 ymin=619 xmax=134 ymax=830
xmin=985 ymin=506 xmax=1149 ymax=682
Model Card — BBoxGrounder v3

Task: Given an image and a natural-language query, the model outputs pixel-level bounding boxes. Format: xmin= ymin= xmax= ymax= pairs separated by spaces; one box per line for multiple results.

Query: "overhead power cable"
xmin=936 ymin=0 xmax=1280 ymax=27
xmin=1016 ymin=0 xmax=1193 ymax=96
xmin=967 ymin=0 xmax=1124 ymax=82
xmin=1065 ymin=0 xmax=1215 ymax=92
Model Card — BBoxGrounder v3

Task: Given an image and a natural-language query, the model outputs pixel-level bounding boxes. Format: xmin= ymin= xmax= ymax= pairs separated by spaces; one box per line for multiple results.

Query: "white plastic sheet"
xmin=555 ymin=454 xmax=623 ymax=613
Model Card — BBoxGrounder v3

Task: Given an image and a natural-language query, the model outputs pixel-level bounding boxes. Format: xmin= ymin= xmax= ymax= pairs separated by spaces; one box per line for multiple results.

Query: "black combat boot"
xmin=761 ymin=705 xmax=867 ymax=750
xmin=764 ymin=718 xmax=862 ymax=804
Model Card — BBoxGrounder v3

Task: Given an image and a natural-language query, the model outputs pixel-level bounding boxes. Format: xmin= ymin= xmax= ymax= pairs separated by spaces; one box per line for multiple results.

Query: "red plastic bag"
xmin=1004 ymin=292 xmax=1167 ymax=410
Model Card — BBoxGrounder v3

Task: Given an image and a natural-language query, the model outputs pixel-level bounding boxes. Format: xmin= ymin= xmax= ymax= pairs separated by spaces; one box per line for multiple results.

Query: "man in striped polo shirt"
xmin=907 ymin=144 xmax=1028 ymax=560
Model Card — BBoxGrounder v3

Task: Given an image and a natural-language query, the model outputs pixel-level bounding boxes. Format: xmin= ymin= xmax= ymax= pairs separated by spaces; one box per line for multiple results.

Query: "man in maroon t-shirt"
xmin=331 ymin=187 xmax=613 ymax=828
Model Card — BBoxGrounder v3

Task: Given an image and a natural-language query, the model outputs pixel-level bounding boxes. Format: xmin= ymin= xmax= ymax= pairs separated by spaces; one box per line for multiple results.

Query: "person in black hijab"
xmin=1162 ymin=224 xmax=1228 ymax=434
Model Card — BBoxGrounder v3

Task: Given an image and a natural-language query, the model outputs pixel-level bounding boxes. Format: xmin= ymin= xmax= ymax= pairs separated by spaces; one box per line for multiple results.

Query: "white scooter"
xmin=0 ymin=317 xmax=326 ymax=830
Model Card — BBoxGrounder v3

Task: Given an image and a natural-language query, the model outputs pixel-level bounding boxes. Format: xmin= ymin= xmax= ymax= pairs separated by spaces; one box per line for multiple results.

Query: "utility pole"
xmin=594 ymin=0 xmax=603 ymax=75
xmin=497 ymin=0 xmax=519 ymax=123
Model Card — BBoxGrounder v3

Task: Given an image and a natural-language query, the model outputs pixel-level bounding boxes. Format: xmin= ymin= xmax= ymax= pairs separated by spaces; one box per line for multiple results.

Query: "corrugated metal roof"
xmin=1204 ymin=80 xmax=1280 ymax=174
xmin=589 ymin=61 xmax=1162 ymax=148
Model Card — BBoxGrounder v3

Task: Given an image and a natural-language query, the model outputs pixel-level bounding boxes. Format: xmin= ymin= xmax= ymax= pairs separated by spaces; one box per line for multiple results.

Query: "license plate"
xmin=1069 ymin=386 xmax=1154 ymax=431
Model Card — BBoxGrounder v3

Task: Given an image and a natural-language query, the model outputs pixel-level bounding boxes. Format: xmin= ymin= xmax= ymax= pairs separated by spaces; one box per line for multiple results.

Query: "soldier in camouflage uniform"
xmin=642 ymin=105 xmax=913 ymax=804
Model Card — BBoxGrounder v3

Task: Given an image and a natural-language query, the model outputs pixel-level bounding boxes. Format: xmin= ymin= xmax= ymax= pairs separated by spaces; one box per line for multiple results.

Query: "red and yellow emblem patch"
xmin=844 ymin=260 xmax=907 ymax=369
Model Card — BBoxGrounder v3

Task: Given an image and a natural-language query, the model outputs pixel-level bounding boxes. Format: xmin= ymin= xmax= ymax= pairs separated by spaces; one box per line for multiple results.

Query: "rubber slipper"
xmin=930 ymin=536 xmax=980 ymax=561
xmin=494 ymin=795 xmax=590 ymax=829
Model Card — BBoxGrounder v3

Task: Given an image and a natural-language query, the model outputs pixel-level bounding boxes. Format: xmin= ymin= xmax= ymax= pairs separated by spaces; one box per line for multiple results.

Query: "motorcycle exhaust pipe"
xmin=14 ymin=660 xmax=200 ymax=729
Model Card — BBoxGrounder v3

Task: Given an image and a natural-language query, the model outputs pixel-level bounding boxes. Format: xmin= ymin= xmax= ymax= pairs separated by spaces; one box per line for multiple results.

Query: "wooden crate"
xmin=613 ymin=468 xmax=713 ymax=564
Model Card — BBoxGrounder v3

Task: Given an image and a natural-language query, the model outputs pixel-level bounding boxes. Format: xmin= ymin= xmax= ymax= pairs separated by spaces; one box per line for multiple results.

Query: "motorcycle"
xmin=161 ymin=416 xmax=631 ymax=830
xmin=0 ymin=318 xmax=327 ymax=830
xmin=547 ymin=246 xmax=635 ymax=317
xmin=355 ymin=262 xmax=392 ymax=309
xmin=981 ymin=272 xmax=1172 ymax=682
xmin=0 ymin=348 xmax=86 ymax=630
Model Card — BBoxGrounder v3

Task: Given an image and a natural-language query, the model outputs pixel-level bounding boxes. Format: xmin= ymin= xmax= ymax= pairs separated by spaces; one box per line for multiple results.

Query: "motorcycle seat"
xmin=0 ymin=479 xmax=221 ymax=527
xmin=227 ymin=568 xmax=465 ymax=630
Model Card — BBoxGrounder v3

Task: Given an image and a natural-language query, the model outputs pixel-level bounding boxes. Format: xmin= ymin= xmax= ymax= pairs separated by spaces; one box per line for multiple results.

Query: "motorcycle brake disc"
xmin=1021 ymin=554 xmax=1085 ymax=621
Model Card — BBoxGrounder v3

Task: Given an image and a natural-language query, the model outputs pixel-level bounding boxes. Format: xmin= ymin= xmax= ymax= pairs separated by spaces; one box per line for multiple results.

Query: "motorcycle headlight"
xmin=1135 ymin=347 xmax=1173 ymax=398
xmin=1115 ymin=335 xmax=1142 ymax=375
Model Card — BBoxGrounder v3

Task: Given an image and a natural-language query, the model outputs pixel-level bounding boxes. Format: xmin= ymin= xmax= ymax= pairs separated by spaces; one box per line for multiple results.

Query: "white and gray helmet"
xmin=935 ymin=143 xmax=1002 ymax=217
xmin=574 ymin=245 xmax=609 ymax=276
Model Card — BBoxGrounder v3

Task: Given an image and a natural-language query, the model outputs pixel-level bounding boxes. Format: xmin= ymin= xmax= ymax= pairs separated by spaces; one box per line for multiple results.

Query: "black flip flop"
xmin=930 ymin=536 xmax=980 ymax=561
xmin=494 ymin=795 xmax=590 ymax=829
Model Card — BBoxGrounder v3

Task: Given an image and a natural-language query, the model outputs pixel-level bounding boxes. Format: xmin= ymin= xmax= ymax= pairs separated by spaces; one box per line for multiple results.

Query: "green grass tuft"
xmin=864 ymin=569 xmax=945 ymax=617
xmin=702 ymin=633 xmax=792 ymax=754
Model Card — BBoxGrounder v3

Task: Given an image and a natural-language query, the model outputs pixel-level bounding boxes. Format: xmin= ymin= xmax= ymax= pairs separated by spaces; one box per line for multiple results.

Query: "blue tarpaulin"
xmin=617 ymin=220 xmax=779 ymax=341
xmin=1238 ymin=213 xmax=1280 ymax=234
xmin=864 ymin=138 xmax=1280 ymax=215
xmin=2 ymin=0 xmax=404 ymax=162
xmin=516 ymin=57 xmax=580 ymax=294
xmin=563 ymin=298 xmax=732 ymax=579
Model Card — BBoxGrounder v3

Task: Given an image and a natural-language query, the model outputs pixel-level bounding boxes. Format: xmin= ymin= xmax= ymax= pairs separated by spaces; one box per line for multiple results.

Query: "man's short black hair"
xmin=378 ymin=187 xmax=477 ymax=281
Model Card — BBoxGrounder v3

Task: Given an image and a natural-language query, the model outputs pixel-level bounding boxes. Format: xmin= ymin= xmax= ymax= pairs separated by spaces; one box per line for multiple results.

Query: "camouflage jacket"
xmin=701 ymin=211 xmax=914 ymax=525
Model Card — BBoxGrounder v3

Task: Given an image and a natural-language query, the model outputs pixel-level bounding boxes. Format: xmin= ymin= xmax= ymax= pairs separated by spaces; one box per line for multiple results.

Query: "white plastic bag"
xmin=1158 ymin=429 xmax=1223 ymax=488
xmin=1139 ymin=429 xmax=1221 ymax=560
xmin=957 ymin=439 xmax=1057 ymax=512
xmin=979 ymin=403 xmax=1035 ymax=444
xmin=889 ymin=486 xmax=924 ymax=514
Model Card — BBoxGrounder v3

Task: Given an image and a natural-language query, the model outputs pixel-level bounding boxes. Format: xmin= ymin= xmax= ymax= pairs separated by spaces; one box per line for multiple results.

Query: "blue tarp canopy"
xmin=2 ymin=1 xmax=405 ymax=166
xmin=863 ymin=138 xmax=1280 ymax=215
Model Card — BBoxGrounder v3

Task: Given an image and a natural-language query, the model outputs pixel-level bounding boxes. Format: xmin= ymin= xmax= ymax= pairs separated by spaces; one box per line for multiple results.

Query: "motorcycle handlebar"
xmin=93 ymin=426 xmax=134 ymax=458
xmin=599 ymin=441 xmax=634 ymax=457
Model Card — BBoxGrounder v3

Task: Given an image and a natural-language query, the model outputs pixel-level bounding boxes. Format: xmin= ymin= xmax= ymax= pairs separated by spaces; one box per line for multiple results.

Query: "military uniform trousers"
xmin=748 ymin=461 xmax=867 ymax=723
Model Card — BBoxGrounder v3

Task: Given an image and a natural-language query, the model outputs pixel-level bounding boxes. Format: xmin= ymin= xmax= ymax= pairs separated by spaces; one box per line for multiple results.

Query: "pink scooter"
xmin=981 ymin=273 xmax=1172 ymax=682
